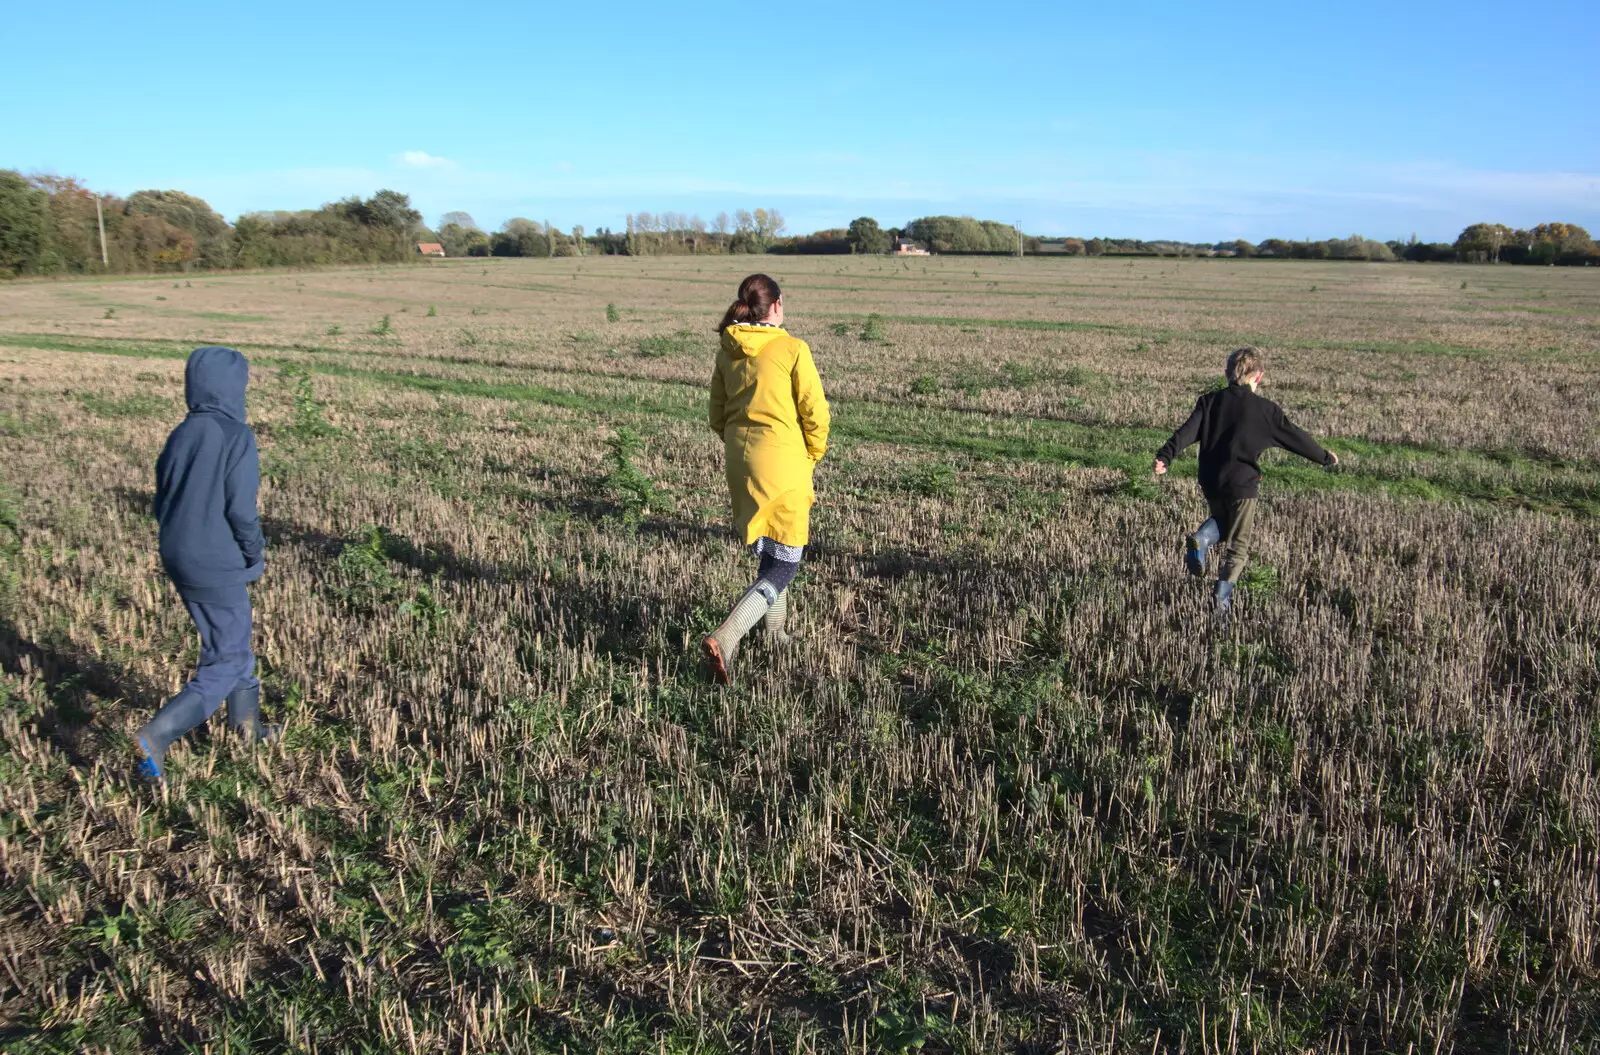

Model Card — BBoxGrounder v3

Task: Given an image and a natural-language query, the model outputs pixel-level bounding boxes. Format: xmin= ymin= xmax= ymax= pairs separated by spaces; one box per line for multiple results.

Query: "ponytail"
xmin=716 ymin=273 xmax=781 ymax=332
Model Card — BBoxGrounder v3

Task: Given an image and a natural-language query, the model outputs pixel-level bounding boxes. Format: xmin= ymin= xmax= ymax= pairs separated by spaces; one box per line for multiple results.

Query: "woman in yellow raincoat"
xmin=703 ymin=273 xmax=830 ymax=684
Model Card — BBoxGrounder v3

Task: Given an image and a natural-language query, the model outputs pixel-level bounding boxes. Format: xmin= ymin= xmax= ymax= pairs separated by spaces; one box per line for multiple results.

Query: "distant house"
xmin=893 ymin=238 xmax=930 ymax=256
xmin=416 ymin=242 xmax=446 ymax=257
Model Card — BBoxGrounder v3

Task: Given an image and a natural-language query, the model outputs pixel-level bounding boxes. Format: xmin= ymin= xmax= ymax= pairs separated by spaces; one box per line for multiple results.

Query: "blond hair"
xmin=1226 ymin=347 xmax=1263 ymax=385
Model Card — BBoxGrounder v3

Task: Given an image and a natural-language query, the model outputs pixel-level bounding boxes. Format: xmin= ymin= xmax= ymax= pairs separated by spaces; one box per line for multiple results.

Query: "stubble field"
xmin=0 ymin=254 xmax=1597 ymax=1053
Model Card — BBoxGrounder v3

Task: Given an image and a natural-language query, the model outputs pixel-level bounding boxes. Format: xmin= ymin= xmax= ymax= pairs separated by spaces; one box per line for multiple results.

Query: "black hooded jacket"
xmin=153 ymin=347 xmax=265 ymax=601
xmin=1156 ymin=383 xmax=1333 ymax=499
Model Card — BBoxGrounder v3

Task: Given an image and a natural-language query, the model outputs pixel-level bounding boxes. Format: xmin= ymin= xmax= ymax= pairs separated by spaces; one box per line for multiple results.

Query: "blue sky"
xmin=6 ymin=1 xmax=1596 ymax=241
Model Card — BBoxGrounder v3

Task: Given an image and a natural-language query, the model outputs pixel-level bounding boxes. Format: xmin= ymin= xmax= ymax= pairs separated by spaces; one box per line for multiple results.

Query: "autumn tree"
xmin=1528 ymin=222 xmax=1594 ymax=264
xmin=1454 ymin=222 xmax=1514 ymax=263
xmin=125 ymin=189 xmax=232 ymax=268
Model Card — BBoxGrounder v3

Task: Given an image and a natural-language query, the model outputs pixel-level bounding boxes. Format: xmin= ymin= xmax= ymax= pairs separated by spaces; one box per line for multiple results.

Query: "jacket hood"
xmin=185 ymin=346 xmax=249 ymax=421
xmin=721 ymin=324 xmax=789 ymax=359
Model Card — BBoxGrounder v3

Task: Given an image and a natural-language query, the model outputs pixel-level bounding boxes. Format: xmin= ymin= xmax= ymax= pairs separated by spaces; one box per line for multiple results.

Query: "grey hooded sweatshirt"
xmin=153 ymin=347 xmax=265 ymax=602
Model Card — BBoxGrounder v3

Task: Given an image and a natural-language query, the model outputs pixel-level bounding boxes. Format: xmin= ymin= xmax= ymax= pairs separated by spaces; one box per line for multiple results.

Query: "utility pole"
xmin=96 ymin=195 xmax=109 ymax=267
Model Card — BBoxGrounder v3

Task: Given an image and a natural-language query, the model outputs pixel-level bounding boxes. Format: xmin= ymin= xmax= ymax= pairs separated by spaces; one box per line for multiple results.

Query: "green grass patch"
xmin=75 ymin=391 xmax=173 ymax=418
xmin=636 ymin=328 xmax=704 ymax=358
xmin=9 ymin=331 xmax=1597 ymax=515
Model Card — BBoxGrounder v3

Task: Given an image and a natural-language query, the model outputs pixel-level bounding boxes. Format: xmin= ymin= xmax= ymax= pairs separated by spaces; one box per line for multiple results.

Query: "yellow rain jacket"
xmin=709 ymin=325 xmax=831 ymax=547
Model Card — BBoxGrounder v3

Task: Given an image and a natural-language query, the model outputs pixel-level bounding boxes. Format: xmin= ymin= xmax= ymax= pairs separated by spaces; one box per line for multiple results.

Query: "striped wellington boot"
xmin=702 ymin=582 xmax=776 ymax=685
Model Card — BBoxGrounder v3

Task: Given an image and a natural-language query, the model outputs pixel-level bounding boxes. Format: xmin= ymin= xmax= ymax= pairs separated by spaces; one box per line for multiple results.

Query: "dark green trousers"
xmin=1207 ymin=495 xmax=1257 ymax=583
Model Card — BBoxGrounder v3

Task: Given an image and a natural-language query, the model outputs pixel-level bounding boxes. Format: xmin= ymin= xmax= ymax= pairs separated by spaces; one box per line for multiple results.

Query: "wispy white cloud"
xmin=395 ymin=150 xmax=455 ymax=169
xmin=171 ymin=147 xmax=1600 ymax=243
xmin=1381 ymin=162 xmax=1600 ymax=206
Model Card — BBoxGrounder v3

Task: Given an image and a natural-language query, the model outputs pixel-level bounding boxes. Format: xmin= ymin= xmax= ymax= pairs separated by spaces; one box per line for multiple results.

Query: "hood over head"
xmin=721 ymin=323 xmax=788 ymax=359
xmin=185 ymin=346 xmax=249 ymax=421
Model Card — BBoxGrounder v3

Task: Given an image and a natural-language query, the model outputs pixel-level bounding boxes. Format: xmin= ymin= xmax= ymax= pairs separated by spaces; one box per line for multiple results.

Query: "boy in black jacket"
xmin=136 ymin=346 xmax=272 ymax=781
xmin=1154 ymin=347 xmax=1338 ymax=611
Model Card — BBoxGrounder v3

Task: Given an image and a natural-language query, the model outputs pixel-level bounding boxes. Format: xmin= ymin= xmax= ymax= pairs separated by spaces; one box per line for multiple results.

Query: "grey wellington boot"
xmin=703 ymin=583 xmax=775 ymax=685
xmin=135 ymin=689 xmax=210 ymax=782
xmin=762 ymin=590 xmax=801 ymax=647
xmin=1212 ymin=579 xmax=1236 ymax=621
xmin=224 ymin=683 xmax=279 ymax=744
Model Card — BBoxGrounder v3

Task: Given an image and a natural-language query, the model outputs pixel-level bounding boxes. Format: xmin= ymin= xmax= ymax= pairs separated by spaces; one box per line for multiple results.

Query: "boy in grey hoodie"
xmin=136 ymin=346 xmax=271 ymax=780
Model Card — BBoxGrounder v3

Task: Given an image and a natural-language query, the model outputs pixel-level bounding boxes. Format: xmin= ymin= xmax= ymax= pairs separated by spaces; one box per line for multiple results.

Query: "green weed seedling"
xmin=860 ymin=314 xmax=888 ymax=341
xmin=282 ymin=368 xmax=339 ymax=439
xmin=0 ymin=487 xmax=20 ymax=577
xmin=872 ymin=1010 xmax=932 ymax=1052
xmin=78 ymin=907 xmax=151 ymax=953
xmin=605 ymin=302 xmax=621 ymax=323
xmin=398 ymin=582 xmax=445 ymax=630
xmin=446 ymin=899 xmax=524 ymax=973
xmin=1111 ymin=472 xmax=1162 ymax=501
xmin=1240 ymin=562 xmax=1281 ymax=597
xmin=333 ymin=525 xmax=400 ymax=608
xmin=898 ymin=462 xmax=955 ymax=497
xmin=426 ymin=303 xmax=437 ymax=317
xmin=370 ymin=314 xmax=393 ymax=335
xmin=326 ymin=324 xmax=342 ymax=336
xmin=604 ymin=426 xmax=660 ymax=521
xmin=829 ymin=321 xmax=851 ymax=337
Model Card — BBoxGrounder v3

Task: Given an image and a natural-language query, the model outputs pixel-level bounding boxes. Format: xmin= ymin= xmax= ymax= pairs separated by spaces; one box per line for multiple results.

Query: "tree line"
xmin=0 ymin=171 xmax=431 ymax=275
xmin=2 ymin=168 xmax=1595 ymax=276
xmin=1036 ymin=226 xmax=1597 ymax=265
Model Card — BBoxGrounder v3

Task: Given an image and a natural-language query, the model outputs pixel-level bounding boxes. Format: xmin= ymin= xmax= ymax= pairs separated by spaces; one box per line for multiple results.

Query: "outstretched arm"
xmin=1154 ymin=399 xmax=1204 ymax=474
xmin=792 ymin=343 xmax=831 ymax=462
xmin=1271 ymin=404 xmax=1336 ymax=466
